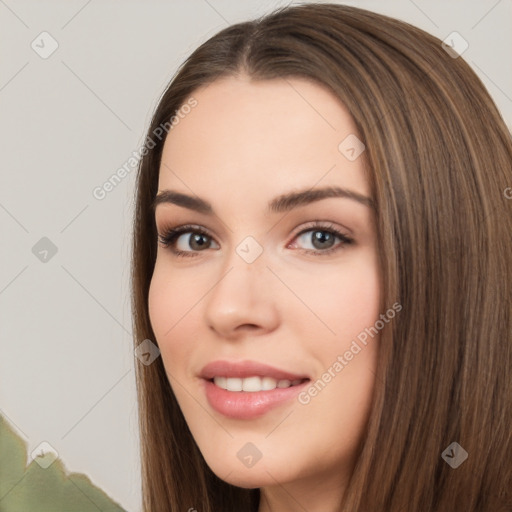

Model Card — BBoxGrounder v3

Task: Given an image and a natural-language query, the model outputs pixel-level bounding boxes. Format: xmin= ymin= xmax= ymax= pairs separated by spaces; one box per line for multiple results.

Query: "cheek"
xmin=147 ymin=262 xmax=200 ymax=373
xmin=336 ymin=269 xmax=380 ymax=337
xmin=147 ymin=264 xmax=172 ymax=342
xmin=284 ymin=252 xmax=381 ymax=341
xmin=148 ymin=259 xmax=204 ymax=333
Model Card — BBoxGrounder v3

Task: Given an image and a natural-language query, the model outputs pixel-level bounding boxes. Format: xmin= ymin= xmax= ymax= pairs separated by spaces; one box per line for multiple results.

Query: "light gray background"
xmin=1 ymin=1 xmax=511 ymax=510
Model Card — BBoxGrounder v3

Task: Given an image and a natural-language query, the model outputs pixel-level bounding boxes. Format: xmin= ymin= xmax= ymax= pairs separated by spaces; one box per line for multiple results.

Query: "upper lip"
xmin=200 ymin=360 xmax=310 ymax=381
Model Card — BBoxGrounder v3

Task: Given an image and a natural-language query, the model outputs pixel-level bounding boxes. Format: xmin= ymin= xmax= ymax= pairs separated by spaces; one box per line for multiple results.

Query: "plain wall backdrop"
xmin=1 ymin=1 xmax=511 ymax=510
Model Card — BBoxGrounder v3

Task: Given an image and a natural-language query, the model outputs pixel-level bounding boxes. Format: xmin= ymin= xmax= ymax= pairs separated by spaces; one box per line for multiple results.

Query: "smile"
xmin=212 ymin=376 xmax=306 ymax=392
xmin=200 ymin=360 xmax=311 ymax=419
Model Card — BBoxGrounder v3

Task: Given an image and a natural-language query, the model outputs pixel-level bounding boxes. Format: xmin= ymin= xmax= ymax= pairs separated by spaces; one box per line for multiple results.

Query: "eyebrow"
xmin=151 ymin=186 xmax=375 ymax=214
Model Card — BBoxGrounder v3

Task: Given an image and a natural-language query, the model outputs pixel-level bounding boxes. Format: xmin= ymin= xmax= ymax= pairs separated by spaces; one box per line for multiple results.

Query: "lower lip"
xmin=203 ymin=379 xmax=309 ymax=420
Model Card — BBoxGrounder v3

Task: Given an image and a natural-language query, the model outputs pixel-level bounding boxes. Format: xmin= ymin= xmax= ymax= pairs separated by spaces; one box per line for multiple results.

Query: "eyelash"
xmin=157 ymin=222 xmax=354 ymax=258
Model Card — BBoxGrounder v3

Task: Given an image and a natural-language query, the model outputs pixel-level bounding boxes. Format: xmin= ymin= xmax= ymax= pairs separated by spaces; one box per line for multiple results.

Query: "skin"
xmin=148 ymin=75 xmax=381 ymax=512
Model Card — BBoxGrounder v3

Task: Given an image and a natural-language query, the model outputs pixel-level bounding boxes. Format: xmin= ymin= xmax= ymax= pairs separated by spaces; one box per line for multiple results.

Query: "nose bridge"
xmin=217 ymin=233 xmax=268 ymax=293
xmin=203 ymin=237 xmax=279 ymax=337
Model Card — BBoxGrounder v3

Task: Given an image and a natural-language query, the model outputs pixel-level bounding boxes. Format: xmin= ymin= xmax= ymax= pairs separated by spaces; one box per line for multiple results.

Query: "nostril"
xmin=237 ymin=324 xmax=260 ymax=331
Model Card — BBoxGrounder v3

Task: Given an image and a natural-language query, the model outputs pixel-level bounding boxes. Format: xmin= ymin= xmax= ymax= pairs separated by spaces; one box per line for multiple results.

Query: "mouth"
xmin=199 ymin=360 xmax=311 ymax=419
xmin=209 ymin=376 xmax=308 ymax=392
xmin=200 ymin=359 xmax=310 ymax=382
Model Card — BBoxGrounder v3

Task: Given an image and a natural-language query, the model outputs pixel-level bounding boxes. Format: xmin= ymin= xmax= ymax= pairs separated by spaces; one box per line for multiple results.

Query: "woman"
xmin=131 ymin=3 xmax=512 ymax=511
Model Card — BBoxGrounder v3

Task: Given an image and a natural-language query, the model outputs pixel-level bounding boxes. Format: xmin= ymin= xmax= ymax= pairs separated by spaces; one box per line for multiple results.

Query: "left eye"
xmin=292 ymin=228 xmax=353 ymax=253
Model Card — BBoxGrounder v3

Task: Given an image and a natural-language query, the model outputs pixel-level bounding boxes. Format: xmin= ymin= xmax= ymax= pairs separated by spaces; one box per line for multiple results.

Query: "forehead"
xmin=158 ymin=76 xmax=370 ymax=200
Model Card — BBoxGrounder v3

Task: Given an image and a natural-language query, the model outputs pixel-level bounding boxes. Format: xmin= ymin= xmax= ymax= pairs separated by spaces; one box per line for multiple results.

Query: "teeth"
xmin=226 ymin=377 xmax=242 ymax=392
xmin=262 ymin=376 xmax=277 ymax=390
xmin=213 ymin=376 xmax=303 ymax=392
xmin=242 ymin=376 xmax=262 ymax=392
xmin=214 ymin=376 xmax=227 ymax=389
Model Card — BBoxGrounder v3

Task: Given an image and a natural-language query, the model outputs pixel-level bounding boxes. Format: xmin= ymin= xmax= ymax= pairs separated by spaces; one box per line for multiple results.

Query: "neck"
xmin=257 ymin=466 xmax=350 ymax=512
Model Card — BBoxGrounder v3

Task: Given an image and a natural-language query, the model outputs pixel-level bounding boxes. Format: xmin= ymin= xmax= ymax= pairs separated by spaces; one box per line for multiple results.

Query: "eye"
xmin=157 ymin=224 xmax=219 ymax=257
xmin=289 ymin=223 xmax=354 ymax=255
xmin=157 ymin=221 xmax=354 ymax=258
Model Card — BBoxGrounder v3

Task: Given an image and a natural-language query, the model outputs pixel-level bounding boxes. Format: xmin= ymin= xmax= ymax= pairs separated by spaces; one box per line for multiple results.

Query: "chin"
xmin=204 ymin=454 xmax=297 ymax=489
xmin=216 ymin=470 xmax=272 ymax=489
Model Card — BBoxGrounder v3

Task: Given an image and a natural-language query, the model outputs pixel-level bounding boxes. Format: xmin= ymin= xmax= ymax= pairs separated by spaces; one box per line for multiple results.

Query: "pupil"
xmin=312 ymin=230 xmax=333 ymax=249
xmin=191 ymin=234 xmax=209 ymax=250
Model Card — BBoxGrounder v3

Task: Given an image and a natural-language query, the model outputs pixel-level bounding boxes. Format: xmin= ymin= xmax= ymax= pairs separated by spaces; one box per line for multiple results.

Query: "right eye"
xmin=158 ymin=225 xmax=220 ymax=257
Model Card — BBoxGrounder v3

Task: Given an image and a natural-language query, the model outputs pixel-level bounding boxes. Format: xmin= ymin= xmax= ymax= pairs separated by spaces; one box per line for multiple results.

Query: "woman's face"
xmin=148 ymin=75 xmax=381 ymax=506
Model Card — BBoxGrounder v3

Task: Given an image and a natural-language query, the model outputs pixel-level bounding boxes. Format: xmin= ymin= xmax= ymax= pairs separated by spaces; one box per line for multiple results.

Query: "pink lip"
xmin=200 ymin=360 xmax=309 ymax=381
xmin=200 ymin=360 xmax=310 ymax=420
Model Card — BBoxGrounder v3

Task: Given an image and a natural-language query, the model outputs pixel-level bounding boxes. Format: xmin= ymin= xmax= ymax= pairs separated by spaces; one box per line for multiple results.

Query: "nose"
xmin=203 ymin=250 xmax=280 ymax=340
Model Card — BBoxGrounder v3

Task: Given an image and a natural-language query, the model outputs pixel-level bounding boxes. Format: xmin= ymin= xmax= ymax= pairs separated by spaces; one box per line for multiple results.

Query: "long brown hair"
xmin=131 ymin=3 xmax=512 ymax=510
